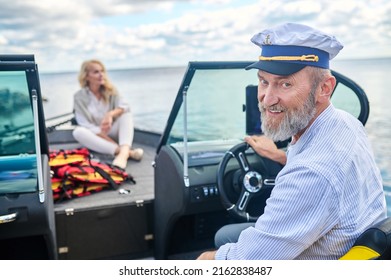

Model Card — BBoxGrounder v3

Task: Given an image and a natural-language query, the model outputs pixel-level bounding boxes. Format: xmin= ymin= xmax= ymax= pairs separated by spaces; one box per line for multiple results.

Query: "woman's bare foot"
xmin=112 ymin=145 xmax=130 ymax=169
xmin=129 ymin=148 xmax=144 ymax=161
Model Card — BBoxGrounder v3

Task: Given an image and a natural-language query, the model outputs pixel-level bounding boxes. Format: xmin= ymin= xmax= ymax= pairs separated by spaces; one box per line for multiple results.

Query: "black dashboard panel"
xmin=154 ymin=140 xmax=282 ymax=259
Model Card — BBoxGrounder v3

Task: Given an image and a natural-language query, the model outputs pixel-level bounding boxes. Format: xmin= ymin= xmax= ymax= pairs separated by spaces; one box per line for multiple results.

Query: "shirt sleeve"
xmin=117 ymin=95 xmax=130 ymax=113
xmin=215 ymin=163 xmax=339 ymax=260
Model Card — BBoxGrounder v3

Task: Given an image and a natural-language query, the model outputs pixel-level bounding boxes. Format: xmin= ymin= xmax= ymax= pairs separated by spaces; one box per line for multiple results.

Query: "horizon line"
xmin=40 ymin=56 xmax=391 ymax=75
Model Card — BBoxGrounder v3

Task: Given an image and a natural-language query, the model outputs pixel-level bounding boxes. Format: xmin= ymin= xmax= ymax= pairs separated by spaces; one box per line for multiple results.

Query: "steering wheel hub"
xmin=243 ymin=171 xmax=263 ymax=193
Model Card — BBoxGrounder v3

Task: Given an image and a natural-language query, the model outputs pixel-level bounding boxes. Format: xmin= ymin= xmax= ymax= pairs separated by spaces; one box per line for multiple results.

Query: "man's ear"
xmin=318 ymin=75 xmax=336 ymax=101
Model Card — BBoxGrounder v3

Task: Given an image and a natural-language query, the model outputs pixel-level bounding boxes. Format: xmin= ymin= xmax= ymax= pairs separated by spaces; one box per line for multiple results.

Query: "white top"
xmin=74 ymin=88 xmax=129 ymax=134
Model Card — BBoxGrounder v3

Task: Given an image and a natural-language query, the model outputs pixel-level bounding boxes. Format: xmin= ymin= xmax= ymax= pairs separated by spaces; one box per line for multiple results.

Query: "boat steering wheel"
xmin=217 ymin=142 xmax=277 ymax=222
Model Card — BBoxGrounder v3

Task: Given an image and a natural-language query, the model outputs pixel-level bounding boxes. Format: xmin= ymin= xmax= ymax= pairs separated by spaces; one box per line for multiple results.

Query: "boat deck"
xmin=48 ymin=128 xmax=159 ymax=213
xmin=47 ymin=127 xmax=208 ymax=260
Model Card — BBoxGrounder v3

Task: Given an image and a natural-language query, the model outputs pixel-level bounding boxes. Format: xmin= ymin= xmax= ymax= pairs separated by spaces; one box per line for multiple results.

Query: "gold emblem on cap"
xmin=263 ymin=35 xmax=272 ymax=45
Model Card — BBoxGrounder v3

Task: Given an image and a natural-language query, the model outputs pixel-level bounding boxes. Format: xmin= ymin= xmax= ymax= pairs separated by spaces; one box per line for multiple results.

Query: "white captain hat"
xmin=246 ymin=22 xmax=344 ymax=75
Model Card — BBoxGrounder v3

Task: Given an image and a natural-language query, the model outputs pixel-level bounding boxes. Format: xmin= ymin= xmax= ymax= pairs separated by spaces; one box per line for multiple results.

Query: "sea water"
xmin=40 ymin=58 xmax=391 ymax=216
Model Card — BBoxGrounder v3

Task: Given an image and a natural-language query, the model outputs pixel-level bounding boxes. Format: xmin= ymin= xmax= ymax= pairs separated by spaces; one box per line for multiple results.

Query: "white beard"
xmin=259 ymin=89 xmax=317 ymax=142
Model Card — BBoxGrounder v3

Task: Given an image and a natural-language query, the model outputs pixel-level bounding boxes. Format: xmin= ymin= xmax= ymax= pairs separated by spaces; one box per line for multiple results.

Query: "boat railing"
xmin=45 ymin=112 xmax=76 ymax=133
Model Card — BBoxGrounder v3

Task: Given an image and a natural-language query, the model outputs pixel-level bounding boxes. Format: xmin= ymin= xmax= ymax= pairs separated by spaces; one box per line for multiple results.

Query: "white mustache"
xmin=258 ymin=103 xmax=286 ymax=112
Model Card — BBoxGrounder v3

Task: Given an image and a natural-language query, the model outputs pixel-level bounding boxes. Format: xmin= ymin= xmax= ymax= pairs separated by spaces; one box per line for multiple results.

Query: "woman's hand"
xmin=244 ymin=135 xmax=287 ymax=165
xmin=100 ymin=113 xmax=113 ymax=135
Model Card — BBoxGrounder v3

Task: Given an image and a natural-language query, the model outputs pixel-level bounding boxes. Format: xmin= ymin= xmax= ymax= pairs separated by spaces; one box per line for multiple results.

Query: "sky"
xmin=0 ymin=0 xmax=390 ymax=73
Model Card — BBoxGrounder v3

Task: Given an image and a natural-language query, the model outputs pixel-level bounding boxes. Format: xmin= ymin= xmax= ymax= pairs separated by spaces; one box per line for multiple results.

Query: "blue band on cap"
xmin=261 ymin=45 xmax=329 ymax=69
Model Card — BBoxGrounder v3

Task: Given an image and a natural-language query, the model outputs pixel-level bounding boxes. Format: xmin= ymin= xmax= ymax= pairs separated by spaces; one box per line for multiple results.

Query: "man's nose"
xmin=259 ymin=87 xmax=279 ymax=107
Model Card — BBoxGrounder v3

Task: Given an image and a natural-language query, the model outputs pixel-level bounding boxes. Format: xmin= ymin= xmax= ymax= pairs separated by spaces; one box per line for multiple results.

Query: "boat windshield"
xmin=167 ymin=63 xmax=259 ymax=144
xmin=0 ymin=71 xmax=38 ymax=194
xmin=165 ymin=61 xmax=367 ymax=147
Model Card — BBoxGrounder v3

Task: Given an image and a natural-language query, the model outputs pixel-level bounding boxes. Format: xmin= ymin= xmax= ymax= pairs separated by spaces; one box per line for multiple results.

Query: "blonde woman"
xmin=72 ymin=59 xmax=143 ymax=169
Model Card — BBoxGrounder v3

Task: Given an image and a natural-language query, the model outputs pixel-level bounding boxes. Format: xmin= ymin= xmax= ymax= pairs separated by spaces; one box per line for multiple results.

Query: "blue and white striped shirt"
xmin=215 ymin=104 xmax=387 ymax=260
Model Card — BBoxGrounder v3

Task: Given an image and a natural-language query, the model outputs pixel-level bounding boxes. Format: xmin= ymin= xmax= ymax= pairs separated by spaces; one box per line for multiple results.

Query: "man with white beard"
xmin=197 ymin=23 xmax=386 ymax=260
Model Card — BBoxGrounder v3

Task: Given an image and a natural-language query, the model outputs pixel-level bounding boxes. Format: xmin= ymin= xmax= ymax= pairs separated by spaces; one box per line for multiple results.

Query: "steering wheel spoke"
xmin=237 ymin=150 xmax=250 ymax=172
xmin=237 ymin=190 xmax=252 ymax=211
xmin=263 ymin=178 xmax=275 ymax=186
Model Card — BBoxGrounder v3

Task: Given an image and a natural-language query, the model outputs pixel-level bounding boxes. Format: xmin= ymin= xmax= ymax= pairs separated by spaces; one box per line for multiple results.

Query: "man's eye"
xmin=259 ymin=79 xmax=268 ymax=86
xmin=282 ymin=82 xmax=291 ymax=88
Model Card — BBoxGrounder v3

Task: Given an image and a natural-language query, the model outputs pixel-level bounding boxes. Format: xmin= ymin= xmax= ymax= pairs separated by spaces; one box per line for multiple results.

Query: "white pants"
xmin=72 ymin=112 xmax=134 ymax=156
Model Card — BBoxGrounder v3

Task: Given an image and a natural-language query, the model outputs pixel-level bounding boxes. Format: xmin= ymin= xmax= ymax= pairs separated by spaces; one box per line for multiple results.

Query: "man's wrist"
xmin=270 ymin=150 xmax=287 ymax=165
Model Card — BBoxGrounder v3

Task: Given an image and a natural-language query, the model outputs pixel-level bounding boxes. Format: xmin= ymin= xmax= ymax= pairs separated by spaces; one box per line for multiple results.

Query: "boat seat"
xmin=340 ymin=217 xmax=391 ymax=260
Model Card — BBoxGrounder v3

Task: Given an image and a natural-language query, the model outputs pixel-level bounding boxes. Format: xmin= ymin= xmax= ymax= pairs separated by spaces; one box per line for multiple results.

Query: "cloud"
xmin=0 ymin=0 xmax=390 ymax=72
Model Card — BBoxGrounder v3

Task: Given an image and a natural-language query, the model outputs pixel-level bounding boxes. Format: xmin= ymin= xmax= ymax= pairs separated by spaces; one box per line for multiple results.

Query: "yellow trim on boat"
xmin=339 ymin=245 xmax=380 ymax=260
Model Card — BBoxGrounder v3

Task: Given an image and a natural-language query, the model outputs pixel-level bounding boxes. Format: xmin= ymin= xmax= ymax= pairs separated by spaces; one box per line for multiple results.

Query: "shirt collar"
xmin=287 ymin=104 xmax=334 ymax=160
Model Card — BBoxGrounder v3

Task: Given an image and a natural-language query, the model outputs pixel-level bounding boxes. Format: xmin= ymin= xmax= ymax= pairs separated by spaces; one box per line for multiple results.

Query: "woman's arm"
xmin=100 ymin=107 xmax=124 ymax=134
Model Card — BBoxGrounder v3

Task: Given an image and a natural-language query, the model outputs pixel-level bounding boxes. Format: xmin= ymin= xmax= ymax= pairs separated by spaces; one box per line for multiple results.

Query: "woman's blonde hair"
xmin=78 ymin=59 xmax=117 ymax=102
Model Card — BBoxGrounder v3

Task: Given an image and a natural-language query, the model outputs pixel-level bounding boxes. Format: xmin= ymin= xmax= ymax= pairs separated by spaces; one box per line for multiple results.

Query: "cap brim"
xmin=245 ymin=61 xmax=306 ymax=76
